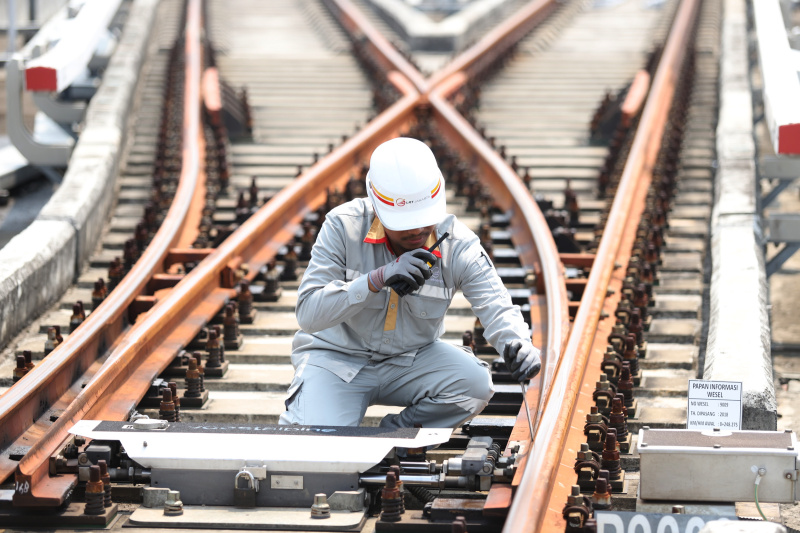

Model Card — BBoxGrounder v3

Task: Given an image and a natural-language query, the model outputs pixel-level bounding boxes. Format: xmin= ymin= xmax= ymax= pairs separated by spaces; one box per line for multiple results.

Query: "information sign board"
xmin=687 ymin=380 xmax=742 ymax=430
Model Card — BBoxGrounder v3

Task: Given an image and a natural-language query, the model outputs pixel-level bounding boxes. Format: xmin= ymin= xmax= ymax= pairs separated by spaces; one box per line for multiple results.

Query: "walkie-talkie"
xmin=389 ymin=232 xmax=449 ymax=297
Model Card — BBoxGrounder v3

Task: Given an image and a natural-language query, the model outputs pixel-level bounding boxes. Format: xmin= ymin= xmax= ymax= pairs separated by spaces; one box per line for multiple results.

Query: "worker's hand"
xmin=368 ymin=249 xmax=437 ymax=293
xmin=504 ymin=340 xmax=542 ymax=382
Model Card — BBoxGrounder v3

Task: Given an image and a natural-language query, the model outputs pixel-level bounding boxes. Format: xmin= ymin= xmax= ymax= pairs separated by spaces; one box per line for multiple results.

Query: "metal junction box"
xmin=638 ymin=428 xmax=799 ymax=503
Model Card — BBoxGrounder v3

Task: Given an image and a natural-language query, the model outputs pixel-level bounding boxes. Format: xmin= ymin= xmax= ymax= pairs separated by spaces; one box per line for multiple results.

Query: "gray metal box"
xmin=638 ymin=428 xmax=798 ymax=503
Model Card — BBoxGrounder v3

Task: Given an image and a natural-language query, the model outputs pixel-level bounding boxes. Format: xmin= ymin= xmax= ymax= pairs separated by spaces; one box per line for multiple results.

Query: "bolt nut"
xmin=164 ymin=490 xmax=183 ymax=516
xmin=311 ymin=493 xmax=331 ymax=519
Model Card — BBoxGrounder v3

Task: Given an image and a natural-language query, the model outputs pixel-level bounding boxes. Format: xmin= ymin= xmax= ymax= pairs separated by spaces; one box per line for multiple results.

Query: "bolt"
xmin=380 ymin=472 xmax=402 ymax=522
xmin=310 ymin=493 xmax=331 ymax=519
xmin=389 ymin=465 xmax=405 ymax=514
xmin=13 ymin=355 xmax=28 ymax=383
xmin=98 ymin=460 xmax=112 ymax=507
xmin=164 ymin=490 xmax=183 ymax=516
xmin=168 ymin=382 xmax=180 ymax=422
xmin=23 ymin=350 xmax=34 ymax=371
xmin=84 ymin=465 xmax=105 ymax=515
xmin=591 ymin=476 xmax=612 ymax=510
xmin=159 ymin=388 xmax=176 ymax=422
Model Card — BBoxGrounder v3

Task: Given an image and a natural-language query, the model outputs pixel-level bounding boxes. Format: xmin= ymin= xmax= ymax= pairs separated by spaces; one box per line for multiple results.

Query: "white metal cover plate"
xmin=129 ymin=505 xmax=366 ymax=530
xmin=70 ymin=420 xmax=452 ymax=474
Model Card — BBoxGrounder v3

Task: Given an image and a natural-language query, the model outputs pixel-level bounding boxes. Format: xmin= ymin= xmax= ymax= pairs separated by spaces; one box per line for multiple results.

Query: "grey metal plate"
xmin=641 ymin=428 xmax=793 ymax=449
xmin=127 ymin=506 xmax=367 ymax=531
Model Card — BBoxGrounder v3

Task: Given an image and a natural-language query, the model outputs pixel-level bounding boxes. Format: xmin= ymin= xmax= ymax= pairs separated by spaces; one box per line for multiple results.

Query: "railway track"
xmin=0 ymin=0 xmax=726 ymax=531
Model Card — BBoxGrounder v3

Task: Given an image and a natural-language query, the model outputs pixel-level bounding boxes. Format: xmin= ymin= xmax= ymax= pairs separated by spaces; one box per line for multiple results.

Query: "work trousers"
xmin=278 ymin=341 xmax=495 ymax=429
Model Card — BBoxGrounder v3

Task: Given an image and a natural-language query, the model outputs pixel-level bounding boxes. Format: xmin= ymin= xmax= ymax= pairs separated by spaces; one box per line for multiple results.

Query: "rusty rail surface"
xmin=2 ymin=0 xmax=651 ymax=527
xmin=505 ymin=0 xmax=702 ymax=531
xmin=427 ymin=0 xmax=557 ymax=90
xmin=5 ymin=0 xmax=210 ymax=505
xmin=325 ymin=0 xmax=571 ymax=517
xmin=2 ymin=0 xmax=571 ymax=514
xmin=9 ymin=90 xmax=423 ymax=507
xmin=321 ymin=0 xmax=428 ymax=94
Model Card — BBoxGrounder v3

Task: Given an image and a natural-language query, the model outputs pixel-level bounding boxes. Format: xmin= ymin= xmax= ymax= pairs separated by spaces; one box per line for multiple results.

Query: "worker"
xmin=279 ymin=137 xmax=541 ymax=429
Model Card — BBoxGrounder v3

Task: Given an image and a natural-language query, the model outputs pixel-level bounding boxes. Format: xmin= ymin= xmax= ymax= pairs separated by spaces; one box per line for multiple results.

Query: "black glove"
xmin=504 ymin=340 xmax=542 ymax=382
xmin=369 ymin=249 xmax=437 ymax=295
xmin=388 ymin=249 xmax=437 ymax=296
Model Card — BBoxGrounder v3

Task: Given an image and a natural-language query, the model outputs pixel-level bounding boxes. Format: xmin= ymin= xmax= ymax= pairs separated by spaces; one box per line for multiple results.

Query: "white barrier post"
xmin=4 ymin=0 xmax=123 ymax=168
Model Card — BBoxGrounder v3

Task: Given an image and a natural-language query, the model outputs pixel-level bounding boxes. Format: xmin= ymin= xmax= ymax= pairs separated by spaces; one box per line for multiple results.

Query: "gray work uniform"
xmin=279 ymin=198 xmax=531 ymax=428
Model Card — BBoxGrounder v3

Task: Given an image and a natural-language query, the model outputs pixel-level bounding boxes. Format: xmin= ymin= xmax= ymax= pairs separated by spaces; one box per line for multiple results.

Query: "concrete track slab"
xmin=642 ymin=343 xmax=697 ymax=370
xmin=646 ymin=319 xmax=702 ymax=344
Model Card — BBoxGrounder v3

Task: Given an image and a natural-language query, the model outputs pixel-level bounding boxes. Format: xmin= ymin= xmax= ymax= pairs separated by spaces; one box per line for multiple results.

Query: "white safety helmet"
xmin=366 ymin=137 xmax=447 ymax=231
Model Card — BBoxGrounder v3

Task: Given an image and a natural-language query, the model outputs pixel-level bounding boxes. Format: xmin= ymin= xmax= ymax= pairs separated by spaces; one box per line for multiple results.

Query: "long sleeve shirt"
xmin=293 ymin=198 xmax=531 ymax=382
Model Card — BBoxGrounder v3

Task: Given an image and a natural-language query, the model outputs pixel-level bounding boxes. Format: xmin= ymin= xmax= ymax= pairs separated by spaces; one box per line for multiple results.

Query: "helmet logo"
xmin=396 ymin=198 xmax=406 ymax=207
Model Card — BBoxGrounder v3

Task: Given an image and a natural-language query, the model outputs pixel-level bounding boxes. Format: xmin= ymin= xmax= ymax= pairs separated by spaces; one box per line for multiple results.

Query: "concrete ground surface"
xmin=768 ymin=180 xmax=800 ymax=532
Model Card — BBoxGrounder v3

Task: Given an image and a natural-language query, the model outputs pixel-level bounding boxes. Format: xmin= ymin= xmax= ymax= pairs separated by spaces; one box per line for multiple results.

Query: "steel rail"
xmin=429 ymin=82 xmax=570 ymax=431
xmin=427 ymin=0 xmax=557 ymax=90
xmin=7 ymin=0 xmax=208 ymax=505
xmin=428 ymin=88 xmax=571 ymax=519
xmin=320 ymin=0 xmax=428 ymax=94
xmin=8 ymin=0 xmax=569 ymax=516
xmin=10 ymin=71 xmax=422 ymax=505
xmin=504 ymin=0 xmax=702 ymax=530
xmin=323 ymin=0 xmax=573 ymax=517
xmin=324 ymin=0 xmax=570 ymax=357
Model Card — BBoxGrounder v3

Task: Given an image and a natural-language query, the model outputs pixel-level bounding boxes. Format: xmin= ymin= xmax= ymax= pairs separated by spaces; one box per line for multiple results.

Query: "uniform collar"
xmin=364 ymin=217 xmax=442 ymax=257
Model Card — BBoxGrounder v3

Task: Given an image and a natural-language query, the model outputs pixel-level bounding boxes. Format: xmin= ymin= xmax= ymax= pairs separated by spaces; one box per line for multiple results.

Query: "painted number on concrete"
xmin=596 ymin=511 xmax=728 ymax=533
